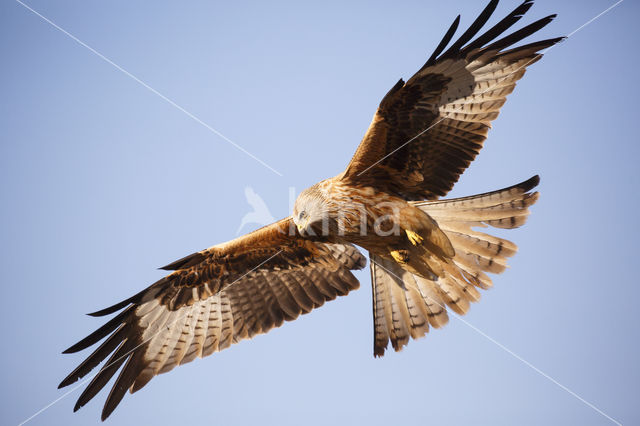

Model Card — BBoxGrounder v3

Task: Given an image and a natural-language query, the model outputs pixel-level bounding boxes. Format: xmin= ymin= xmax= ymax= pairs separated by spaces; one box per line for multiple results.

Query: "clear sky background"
xmin=2 ymin=1 xmax=638 ymax=425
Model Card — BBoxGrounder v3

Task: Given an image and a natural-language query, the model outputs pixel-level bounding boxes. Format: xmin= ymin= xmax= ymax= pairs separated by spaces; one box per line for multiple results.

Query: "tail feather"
xmin=412 ymin=274 xmax=448 ymax=329
xmin=371 ymin=255 xmax=449 ymax=356
xmin=370 ymin=176 xmax=539 ymax=356
xmin=443 ymin=261 xmax=481 ymax=303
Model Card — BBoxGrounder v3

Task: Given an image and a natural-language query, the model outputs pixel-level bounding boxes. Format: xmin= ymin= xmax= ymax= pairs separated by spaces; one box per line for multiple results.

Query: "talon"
xmin=390 ymin=249 xmax=410 ymax=264
xmin=406 ymin=230 xmax=423 ymax=246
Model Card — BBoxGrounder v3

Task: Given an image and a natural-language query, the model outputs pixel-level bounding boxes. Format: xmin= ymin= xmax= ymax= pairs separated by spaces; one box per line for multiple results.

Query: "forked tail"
xmin=370 ymin=176 xmax=539 ymax=356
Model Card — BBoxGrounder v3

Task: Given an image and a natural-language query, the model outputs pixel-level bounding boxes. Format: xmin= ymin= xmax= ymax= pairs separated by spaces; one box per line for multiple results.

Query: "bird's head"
xmin=292 ymin=184 xmax=332 ymax=237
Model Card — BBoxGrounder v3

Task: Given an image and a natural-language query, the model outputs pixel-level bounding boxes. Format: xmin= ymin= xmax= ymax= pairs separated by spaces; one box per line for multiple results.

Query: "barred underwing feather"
xmin=265 ymin=274 xmax=302 ymax=320
xmin=180 ymin=301 xmax=208 ymax=365
xmin=278 ymin=273 xmax=314 ymax=312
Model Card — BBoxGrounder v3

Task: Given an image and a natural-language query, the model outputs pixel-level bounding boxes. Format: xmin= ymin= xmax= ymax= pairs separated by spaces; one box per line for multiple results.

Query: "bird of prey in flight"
xmin=59 ymin=0 xmax=562 ymax=420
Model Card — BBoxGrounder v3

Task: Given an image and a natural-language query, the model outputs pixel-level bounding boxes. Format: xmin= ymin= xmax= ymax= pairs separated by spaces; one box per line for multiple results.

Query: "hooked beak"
xmin=297 ymin=218 xmax=309 ymax=235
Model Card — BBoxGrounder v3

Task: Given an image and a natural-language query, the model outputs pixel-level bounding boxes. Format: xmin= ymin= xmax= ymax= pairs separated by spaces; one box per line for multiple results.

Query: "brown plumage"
xmin=60 ymin=1 xmax=561 ymax=420
xmin=342 ymin=0 xmax=561 ymax=200
xmin=61 ymin=219 xmax=366 ymax=420
xmin=370 ymin=176 xmax=539 ymax=355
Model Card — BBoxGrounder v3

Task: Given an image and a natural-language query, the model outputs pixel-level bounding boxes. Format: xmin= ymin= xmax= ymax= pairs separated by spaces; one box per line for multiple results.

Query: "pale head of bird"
xmin=292 ymin=184 xmax=333 ymax=237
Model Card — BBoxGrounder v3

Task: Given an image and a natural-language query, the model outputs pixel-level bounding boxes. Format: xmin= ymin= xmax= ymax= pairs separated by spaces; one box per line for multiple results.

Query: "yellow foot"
xmin=390 ymin=249 xmax=410 ymax=264
xmin=406 ymin=229 xmax=424 ymax=246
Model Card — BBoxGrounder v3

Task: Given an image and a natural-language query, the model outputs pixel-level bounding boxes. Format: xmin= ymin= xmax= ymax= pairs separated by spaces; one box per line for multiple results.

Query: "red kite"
xmin=60 ymin=0 xmax=561 ymax=419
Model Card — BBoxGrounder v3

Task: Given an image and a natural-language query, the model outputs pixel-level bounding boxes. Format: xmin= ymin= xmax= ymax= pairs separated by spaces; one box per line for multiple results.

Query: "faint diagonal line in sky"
xmin=370 ymin=259 xmax=622 ymax=426
xmin=566 ymin=0 xmax=623 ymax=37
xmin=356 ymin=0 xmax=624 ymax=177
xmin=15 ymin=0 xmax=283 ymax=177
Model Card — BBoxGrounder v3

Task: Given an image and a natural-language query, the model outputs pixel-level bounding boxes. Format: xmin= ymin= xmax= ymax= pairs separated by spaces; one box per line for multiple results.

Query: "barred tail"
xmin=370 ymin=176 xmax=539 ymax=356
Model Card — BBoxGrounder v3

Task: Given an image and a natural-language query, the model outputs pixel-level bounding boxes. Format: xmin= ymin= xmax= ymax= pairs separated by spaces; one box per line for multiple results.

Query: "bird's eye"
xmin=298 ymin=211 xmax=306 ymax=220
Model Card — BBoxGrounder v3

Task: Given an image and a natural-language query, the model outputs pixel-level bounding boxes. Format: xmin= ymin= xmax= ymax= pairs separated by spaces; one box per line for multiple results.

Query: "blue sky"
xmin=2 ymin=1 xmax=638 ymax=425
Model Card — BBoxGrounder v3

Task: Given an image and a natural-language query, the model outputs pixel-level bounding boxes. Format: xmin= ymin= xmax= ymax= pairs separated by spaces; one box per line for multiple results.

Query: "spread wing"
xmin=341 ymin=0 xmax=563 ymax=200
xmin=59 ymin=218 xmax=366 ymax=420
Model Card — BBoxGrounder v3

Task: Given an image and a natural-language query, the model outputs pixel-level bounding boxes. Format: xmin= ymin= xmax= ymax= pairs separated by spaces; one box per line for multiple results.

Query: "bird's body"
xmin=295 ymin=177 xmax=455 ymax=279
xmin=59 ymin=1 xmax=563 ymax=420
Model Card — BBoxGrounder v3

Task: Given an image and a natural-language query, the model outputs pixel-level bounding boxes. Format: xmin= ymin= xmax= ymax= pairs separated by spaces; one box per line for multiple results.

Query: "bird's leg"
xmin=405 ymin=229 xmax=424 ymax=246
xmin=389 ymin=248 xmax=410 ymax=264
